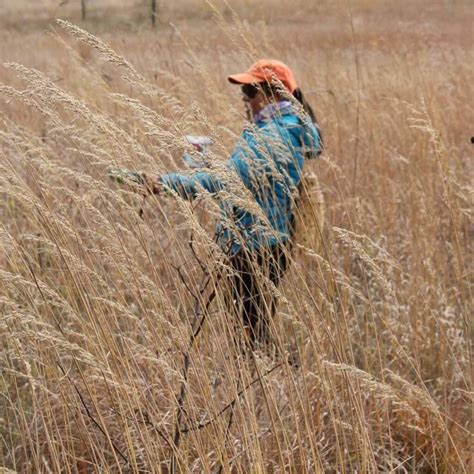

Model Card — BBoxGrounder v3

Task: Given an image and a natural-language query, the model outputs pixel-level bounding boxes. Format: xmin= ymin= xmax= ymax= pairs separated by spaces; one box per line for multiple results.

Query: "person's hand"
xmin=107 ymin=168 xmax=161 ymax=195
xmin=141 ymin=172 xmax=161 ymax=195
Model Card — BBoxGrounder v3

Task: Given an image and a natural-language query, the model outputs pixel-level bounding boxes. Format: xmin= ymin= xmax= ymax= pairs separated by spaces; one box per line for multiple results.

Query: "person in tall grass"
xmin=143 ymin=60 xmax=322 ymax=346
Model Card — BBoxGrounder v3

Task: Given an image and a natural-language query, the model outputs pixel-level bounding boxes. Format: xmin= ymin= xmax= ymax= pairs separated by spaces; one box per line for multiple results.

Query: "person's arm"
xmin=146 ymin=170 xmax=224 ymax=201
xmin=142 ymin=129 xmax=260 ymax=200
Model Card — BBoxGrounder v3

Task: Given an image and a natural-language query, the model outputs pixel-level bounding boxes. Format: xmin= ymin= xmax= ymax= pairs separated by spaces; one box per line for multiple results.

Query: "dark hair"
xmin=292 ymin=87 xmax=323 ymax=152
xmin=293 ymin=88 xmax=315 ymax=122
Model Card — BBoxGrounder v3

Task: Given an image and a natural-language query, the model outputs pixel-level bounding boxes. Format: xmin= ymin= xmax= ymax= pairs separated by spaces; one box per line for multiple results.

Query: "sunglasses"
xmin=241 ymin=83 xmax=260 ymax=99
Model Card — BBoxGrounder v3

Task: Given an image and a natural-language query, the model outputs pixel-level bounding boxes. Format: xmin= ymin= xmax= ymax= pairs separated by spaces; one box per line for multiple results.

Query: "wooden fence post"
xmin=81 ymin=0 xmax=87 ymax=21
xmin=151 ymin=0 xmax=157 ymax=28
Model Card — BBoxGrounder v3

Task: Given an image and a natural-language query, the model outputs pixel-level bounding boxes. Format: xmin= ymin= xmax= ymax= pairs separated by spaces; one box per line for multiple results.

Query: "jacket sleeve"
xmin=159 ymin=171 xmax=224 ymax=200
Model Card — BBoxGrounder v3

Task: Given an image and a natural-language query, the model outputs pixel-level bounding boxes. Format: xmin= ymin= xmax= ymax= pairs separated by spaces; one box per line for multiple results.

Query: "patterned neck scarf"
xmin=254 ymin=100 xmax=293 ymax=123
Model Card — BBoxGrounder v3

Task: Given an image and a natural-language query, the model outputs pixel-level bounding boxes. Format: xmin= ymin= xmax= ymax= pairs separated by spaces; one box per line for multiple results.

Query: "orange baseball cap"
xmin=228 ymin=59 xmax=298 ymax=94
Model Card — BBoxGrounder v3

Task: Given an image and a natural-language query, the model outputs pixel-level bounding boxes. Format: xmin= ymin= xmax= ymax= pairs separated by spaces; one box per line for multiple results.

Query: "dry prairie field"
xmin=0 ymin=0 xmax=472 ymax=472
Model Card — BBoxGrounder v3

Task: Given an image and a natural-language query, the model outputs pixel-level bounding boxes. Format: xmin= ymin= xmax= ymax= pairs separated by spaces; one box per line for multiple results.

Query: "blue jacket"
xmin=160 ymin=103 xmax=321 ymax=255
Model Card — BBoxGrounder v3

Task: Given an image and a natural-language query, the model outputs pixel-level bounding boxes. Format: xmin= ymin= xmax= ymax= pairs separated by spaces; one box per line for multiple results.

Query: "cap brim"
xmin=227 ymin=73 xmax=261 ymax=85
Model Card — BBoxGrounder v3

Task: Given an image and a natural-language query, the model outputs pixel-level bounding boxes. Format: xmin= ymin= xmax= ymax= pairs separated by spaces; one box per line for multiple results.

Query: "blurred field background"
xmin=0 ymin=0 xmax=472 ymax=472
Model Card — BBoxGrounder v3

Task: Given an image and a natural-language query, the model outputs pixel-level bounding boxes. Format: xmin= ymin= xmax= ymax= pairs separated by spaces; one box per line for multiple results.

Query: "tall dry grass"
xmin=0 ymin=1 xmax=472 ymax=472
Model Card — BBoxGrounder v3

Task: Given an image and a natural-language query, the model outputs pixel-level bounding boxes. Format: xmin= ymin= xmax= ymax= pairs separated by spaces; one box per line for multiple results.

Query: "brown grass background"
xmin=0 ymin=0 xmax=472 ymax=472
